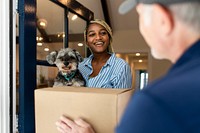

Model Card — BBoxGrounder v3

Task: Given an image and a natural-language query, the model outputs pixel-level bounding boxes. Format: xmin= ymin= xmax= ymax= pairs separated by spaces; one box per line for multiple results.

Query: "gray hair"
xmin=168 ymin=2 xmax=200 ymax=33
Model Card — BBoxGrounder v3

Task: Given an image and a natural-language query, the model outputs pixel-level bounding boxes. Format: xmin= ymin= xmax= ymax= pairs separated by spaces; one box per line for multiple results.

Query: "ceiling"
xmin=76 ymin=0 xmax=139 ymax=31
xmin=35 ymin=0 xmax=147 ymax=64
xmin=36 ymin=0 xmax=139 ymax=35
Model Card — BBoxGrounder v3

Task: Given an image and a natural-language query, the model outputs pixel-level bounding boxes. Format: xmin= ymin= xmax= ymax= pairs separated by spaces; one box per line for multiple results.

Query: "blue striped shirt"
xmin=78 ymin=53 xmax=132 ymax=89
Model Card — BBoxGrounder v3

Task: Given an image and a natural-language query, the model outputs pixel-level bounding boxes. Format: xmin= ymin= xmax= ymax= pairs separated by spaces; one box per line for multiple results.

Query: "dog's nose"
xmin=64 ymin=61 xmax=69 ymax=66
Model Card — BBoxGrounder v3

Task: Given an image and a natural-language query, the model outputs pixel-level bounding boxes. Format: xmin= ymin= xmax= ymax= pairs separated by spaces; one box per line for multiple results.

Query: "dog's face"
xmin=46 ymin=48 xmax=83 ymax=76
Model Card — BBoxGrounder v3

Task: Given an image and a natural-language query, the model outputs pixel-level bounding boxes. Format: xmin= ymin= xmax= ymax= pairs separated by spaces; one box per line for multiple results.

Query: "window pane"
xmin=37 ymin=65 xmax=57 ymax=88
xmin=37 ymin=0 xmax=64 ymax=60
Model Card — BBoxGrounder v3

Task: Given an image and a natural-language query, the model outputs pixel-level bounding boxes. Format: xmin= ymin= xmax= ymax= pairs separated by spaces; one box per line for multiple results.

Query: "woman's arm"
xmin=113 ymin=63 xmax=132 ymax=88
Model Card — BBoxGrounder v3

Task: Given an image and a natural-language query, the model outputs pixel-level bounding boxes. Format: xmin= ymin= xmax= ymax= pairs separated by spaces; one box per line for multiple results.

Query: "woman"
xmin=79 ymin=19 xmax=132 ymax=88
xmin=55 ymin=19 xmax=133 ymax=133
xmin=56 ymin=19 xmax=132 ymax=133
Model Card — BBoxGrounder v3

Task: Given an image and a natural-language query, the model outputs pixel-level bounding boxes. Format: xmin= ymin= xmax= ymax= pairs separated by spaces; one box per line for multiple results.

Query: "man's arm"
xmin=55 ymin=115 xmax=95 ymax=133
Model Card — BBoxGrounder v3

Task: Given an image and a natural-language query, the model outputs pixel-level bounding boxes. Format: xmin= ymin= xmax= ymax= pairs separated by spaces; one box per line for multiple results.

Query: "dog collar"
xmin=63 ymin=71 xmax=76 ymax=81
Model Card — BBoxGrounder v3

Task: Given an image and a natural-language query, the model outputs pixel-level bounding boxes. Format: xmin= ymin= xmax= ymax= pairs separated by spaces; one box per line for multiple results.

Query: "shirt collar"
xmin=84 ymin=53 xmax=116 ymax=68
xmin=106 ymin=53 xmax=116 ymax=66
xmin=170 ymin=39 xmax=200 ymax=71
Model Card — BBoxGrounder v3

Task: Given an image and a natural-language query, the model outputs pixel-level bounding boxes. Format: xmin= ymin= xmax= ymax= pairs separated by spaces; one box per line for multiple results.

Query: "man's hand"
xmin=55 ymin=115 xmax=95 ymax=133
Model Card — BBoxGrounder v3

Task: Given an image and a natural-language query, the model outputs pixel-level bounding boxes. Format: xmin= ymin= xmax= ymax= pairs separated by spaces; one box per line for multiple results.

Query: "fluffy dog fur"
xmin=46 ymin=48 xmax=85 ymax=87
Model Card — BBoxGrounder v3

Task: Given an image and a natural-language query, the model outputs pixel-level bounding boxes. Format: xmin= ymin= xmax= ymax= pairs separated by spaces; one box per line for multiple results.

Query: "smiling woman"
xmin=78 ymin=19 xmax=133 ymax=88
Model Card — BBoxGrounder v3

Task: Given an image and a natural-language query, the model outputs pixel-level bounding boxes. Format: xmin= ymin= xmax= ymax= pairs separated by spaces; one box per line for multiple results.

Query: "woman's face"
xmin=86 ymin=23 xmax=110 ymax=54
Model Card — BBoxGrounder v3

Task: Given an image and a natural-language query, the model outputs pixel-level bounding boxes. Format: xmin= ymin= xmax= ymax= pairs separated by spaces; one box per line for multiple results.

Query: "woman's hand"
xmin=55 ymin=115 xmax=95 ymax=133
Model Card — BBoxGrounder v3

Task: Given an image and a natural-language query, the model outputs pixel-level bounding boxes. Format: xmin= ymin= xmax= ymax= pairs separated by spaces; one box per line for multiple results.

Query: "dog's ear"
xmin=46 ymin=51 xmax=58 ymax=64
xmin=73 ymin=49 xmax=84 ymax=62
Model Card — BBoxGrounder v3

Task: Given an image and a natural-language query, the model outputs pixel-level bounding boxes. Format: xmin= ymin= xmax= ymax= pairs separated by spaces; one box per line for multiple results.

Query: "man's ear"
xmin=153 ymin=4 xmax=174 ymax=36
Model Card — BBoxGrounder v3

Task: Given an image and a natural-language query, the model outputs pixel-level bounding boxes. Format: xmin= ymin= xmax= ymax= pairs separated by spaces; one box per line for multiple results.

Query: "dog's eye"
xmin=58 ymin=57 xmax=64 ymax=61
xmin=71 ymin=57 xmax=76 ymax=60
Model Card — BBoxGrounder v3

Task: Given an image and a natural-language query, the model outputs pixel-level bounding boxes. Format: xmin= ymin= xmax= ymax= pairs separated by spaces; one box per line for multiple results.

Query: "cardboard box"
xmin=35 ymin=87 xmax=133 ymax=133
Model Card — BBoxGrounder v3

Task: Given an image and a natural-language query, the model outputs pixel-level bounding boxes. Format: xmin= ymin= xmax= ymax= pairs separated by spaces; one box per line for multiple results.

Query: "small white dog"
xmin=46 ymin=48 xmax=85 ymax=87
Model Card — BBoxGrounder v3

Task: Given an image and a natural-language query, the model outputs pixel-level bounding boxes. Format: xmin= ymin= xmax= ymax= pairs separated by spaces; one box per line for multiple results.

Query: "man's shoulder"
xmin=142 ymin=70 xmax=200 ymax=106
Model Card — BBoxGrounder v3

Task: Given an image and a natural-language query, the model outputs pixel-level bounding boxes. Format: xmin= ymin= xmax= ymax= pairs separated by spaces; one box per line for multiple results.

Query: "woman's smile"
xmin=94 ymin=41 xmax=104 ymax=46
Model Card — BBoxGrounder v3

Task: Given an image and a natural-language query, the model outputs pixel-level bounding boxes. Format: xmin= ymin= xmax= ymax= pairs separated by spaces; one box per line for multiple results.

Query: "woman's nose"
xmin=95 ymin=34 xmax=102 ymax=40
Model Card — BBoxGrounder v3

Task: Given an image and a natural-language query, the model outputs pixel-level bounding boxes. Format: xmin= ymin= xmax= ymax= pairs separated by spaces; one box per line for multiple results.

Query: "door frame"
xmin=18 ymin=0 xmax=93 ymax=132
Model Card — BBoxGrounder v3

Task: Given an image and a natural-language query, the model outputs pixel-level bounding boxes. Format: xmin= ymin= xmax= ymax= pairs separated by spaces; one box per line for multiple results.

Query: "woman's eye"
xmin=59 ymin=57 xmax=64 ymax=61
xmin=88 ymin=33 xmax=95 ymax=37
xmin=100 ymin=31 xmax=107 ymax=36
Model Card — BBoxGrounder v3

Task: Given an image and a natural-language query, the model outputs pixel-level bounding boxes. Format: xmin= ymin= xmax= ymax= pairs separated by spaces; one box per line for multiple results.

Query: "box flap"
xmin=35 ymin=86 xmax=132 ymax=95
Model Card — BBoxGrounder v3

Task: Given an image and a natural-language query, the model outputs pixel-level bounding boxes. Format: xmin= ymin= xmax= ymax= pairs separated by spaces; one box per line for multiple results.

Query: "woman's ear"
xmin=85 ymin=42 xmax=88 ymax=46
xmin=153 ymin=4 xmax=174 ymax=36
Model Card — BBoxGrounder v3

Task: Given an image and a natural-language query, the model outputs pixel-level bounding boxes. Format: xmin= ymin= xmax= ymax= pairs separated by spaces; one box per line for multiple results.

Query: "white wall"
xmin=0 ymin=0 xmax=12 ymax=132
xmin=112 ymin=29 xmax=172 ymax=81
xmin=112 ymin=29 xmax=148 ymax=53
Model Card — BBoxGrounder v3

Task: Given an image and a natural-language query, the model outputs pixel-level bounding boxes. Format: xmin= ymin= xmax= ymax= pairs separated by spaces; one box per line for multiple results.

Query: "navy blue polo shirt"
xmin=116 ymin=39 xmax=200 ymax=133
